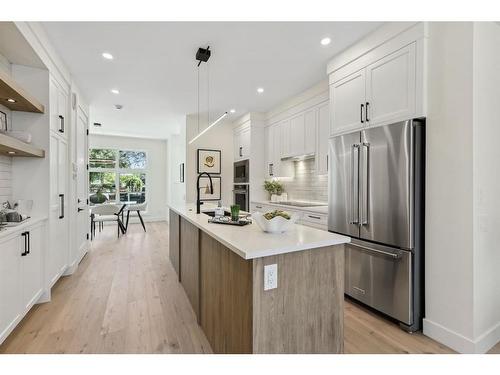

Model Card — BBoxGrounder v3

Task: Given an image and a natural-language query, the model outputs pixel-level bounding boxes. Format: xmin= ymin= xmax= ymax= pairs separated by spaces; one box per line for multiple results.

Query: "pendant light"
xmin=189 ymin=46 xmax=229 ymax=145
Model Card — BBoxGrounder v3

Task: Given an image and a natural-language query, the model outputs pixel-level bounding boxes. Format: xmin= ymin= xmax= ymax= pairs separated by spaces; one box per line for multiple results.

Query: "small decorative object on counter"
xmin=253 ymin=210 xmax=298 ymax=233
xmin=230 ymin=204 xmax=240 ymax=222
xmin=264 ymin=180 xmax=284 ymax=201
xmin=214 ymin=201 xmax=225 ymax=218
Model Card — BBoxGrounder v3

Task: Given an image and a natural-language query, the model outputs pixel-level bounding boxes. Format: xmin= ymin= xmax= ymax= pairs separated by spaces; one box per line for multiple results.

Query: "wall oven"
xmin=234 ymin=159 xmax=249 ymax=183
xmin=233 ymin=184 xmax=249 ymax=212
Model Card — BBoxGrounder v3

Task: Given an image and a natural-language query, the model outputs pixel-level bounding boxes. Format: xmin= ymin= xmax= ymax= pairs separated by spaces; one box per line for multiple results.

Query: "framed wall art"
xmin=197 ymin=149 xmax=221 ymax=174
xmin=198 ymin=175 xmax=221 ymax=201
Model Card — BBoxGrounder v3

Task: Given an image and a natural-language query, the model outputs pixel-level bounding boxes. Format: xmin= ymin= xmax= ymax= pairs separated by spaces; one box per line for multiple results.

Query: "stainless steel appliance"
xmin=328 ymin=119 xmax=425 ymax=332
xmin=233 ymin=184 xmax=249 ymax=212
xmin=234 ymin=159 xmax=249 ymax=183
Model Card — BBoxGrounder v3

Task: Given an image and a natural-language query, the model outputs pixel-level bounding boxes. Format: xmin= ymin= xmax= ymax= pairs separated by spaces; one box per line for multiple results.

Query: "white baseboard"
xmin=424 ymin=318 xmax=500 ymax=353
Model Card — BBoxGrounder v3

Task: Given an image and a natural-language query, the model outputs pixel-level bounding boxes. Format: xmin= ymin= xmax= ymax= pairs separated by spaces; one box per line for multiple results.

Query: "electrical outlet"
xmin=264 ymin=263 xmax=278 ymax=291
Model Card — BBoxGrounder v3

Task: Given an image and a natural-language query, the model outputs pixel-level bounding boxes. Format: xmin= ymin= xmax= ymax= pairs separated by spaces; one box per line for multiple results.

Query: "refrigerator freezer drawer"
xmin=345 ymin=242 xmax=413 ymax=325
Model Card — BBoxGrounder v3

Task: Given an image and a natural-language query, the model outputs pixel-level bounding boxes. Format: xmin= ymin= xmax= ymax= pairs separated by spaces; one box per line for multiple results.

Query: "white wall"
xmin=424 ymin=22 xmax=475 ymax=351
xmin=472 ymin=21 xmax=500 ymax=353
xmin=89 ymin=134 xmax=168 ymax=221
xmin=167 ymin=122 xmax=186 ymax=207
xmin=185 ymin=114 xmax=234 ymax=206
xmin=423 ymin=21 xmax=500 ymax=354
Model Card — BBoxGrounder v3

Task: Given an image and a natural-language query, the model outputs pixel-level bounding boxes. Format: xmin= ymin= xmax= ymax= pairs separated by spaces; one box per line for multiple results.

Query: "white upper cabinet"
xmin=289 ymin=114 xmax=305 ymax=157
xmin=328 ymin=23 xmax=425 ymax=136
xmin=264 ymin=123 xmax=294 ymax=178
xmin=304 ymin=109 xmax=317 ymax=155
xmin=316 ymin=102 xmax=330 ymax=176
xmin=49 ymin=77 xmax=69 ymax=138
xmin=365 ymin=43 xmax=416 ymax=127
xmin=279 ymin=120 xmax=292 ymax=159
xmin=234 ymin=124 xmax=251 ymax=161
xmin=330 ymin=69 xmax=366 ymax=135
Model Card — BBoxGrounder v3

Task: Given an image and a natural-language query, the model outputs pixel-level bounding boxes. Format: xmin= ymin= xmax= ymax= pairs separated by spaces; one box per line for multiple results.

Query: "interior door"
xmin=330 ymin=69 xmax=366 ymax=135
xmin=365 ymin=43 xmax=416 ymax=127
xmin=75 ymin=107 xmax=89 ymax=254
xmin=328 ymin=131 xmax=361 ymax=237
xmin=359 ymin=121 xmax=413 ymax=249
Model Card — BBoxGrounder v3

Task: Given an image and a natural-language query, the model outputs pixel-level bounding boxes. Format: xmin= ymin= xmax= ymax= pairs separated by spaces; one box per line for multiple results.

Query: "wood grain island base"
xmin=168 ymin=205 xmax=349 ymax=354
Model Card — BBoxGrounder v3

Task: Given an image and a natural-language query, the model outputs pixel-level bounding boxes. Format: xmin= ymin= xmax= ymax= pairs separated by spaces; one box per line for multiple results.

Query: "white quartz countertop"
xmin=168 ymin=203 xmax=349 ymax=260
xmin=0 ymin=216 xmax=48 ymax=240
xmin=251 ymin=200 xmax=329 ymax=215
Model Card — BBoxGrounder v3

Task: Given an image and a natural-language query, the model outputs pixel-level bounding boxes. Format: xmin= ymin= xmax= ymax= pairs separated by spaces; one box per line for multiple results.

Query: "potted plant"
xmin=264 ymin=180 xmax=284 ymax=202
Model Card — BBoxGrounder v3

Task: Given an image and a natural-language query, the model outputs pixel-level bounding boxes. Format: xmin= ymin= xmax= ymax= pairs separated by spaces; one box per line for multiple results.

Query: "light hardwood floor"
xmin=0 ymin=221 xmax=497 ymax=354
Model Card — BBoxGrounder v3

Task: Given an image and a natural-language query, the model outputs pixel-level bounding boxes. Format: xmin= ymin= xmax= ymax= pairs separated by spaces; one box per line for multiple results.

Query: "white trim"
xmin=90 ymin=129 xmax=169 ymax=140
xmin=423 ymin=318 xmax=500 ymax=353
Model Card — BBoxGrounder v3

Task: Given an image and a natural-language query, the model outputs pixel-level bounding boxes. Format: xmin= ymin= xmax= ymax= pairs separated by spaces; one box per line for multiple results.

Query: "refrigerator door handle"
xmin=360 ymin=142 xmax=370 ymax=225
xmin=350 ymin=144 xmax=360 ymax=225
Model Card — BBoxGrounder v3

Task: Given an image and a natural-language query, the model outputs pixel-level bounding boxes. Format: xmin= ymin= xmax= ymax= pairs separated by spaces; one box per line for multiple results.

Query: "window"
xmin=89 ymin=148 xmax=147 ymax=205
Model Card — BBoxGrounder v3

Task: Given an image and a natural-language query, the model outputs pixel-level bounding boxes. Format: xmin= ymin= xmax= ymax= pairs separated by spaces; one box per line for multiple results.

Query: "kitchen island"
xmin=168 ymin=203 xmax=350 ymax=354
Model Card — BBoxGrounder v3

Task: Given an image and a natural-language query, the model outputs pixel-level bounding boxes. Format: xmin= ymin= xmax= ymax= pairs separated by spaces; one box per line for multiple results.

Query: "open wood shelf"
xmin=0 ymin=69 xmax=44 ymax=113
xmin=0 ymin=133 xmax=45 ymax=158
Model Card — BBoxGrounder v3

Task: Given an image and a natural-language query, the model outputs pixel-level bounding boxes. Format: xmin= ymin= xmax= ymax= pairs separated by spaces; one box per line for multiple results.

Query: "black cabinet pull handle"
xmin=365 ymin=102 xmax=370 ymax=122
xmin=58 ymin=115 xmax=65 ymax=133
xmin=27 ymin=231 xmax=30 ymax=255
xmin=308 ymin=215 xmax=322 ymax=220
xmin=59 ymin=194 xmax=65 ymax=219
xmin=239 ymin=146 xmax=242 ymax=157
xmin=78 ymin=208 xmax=84 ymax=212
xmin=21 ymin=232 xmax=28 ymax=256
xmin=360 ymin=103 xmax=364 ymax=123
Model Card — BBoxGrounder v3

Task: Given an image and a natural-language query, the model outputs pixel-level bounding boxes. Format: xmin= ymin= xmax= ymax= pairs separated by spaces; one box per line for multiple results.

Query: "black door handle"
xmin=21 ymin=232 xmax=28 ymax=256
xmin=58 ymin=115 xmax=65 ymax=133
xmin=59 ymin=194 xmax=65 ymax=219
xmin=360 ymin=103 xmax=364 ymax=123
xmin=365 ymin=102 xmax=370 ymax=122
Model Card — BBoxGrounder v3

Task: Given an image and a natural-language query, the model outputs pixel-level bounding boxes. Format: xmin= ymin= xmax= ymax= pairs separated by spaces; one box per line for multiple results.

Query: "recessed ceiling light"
xmin=8 ymin=151 xmax=16 ymax=155
xmin=230 ymin=109 xmax=236 ymax=113
xmin=320 ymin=37 xmax=331 ymax=46
xmin=102 ymin=52 xmax=114 ymax=60
xmin=257 ymin=88 xmax=264 ymax=94
xmin=111 ymin=89 xmax=119 ymax=94
xmin=6 ymin=98 xmax=16 ymax=103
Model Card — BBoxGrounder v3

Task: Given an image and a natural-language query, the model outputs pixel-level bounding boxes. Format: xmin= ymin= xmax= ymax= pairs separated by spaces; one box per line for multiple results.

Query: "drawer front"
xmin=345 ymin=242 xmax=412 ymax=325
xmin=300 ymin=212 xmax=328 ymax=226
xmin=250 ymin=203 xmax=271 ymax=212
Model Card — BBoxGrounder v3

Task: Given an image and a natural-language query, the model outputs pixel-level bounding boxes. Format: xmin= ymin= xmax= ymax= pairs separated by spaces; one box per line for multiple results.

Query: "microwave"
xmin=234 ymin=159 xmax=249 ymax=183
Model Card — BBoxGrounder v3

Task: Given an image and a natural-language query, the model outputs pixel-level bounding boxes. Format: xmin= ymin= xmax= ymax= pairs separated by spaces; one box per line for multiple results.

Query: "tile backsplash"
xmin=279 ymin=158 xmax=328 ymax=202
xmin=0 ymin=155 xmax=12 ymax=204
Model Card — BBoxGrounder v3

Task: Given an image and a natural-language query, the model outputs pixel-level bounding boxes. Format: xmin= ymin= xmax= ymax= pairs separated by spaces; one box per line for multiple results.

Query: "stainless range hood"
xmin=281 ymin=152 xmax=315 ymax=161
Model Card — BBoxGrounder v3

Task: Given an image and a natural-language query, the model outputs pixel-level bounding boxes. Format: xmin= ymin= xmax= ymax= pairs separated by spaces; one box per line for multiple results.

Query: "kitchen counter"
xmin=251 ymin=200 xmax=329 ymax=215
xmin=168 ymin=202 xmax=348 ymax=354
xmin=0 ymin=216 xmax=48 ymax=241
xmin=168 ymin=203 xmax=348 ymax=259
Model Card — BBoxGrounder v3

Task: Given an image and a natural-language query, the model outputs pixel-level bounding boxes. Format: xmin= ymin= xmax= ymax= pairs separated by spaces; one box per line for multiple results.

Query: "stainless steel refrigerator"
xmin=328 ymin=119 xmax=424 ymax=332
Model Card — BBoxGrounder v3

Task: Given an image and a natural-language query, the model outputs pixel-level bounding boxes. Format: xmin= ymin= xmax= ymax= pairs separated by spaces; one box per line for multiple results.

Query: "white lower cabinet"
xmin=250 ymin=202 xmax=328 ymax=231
xmin=0 ymin=221 xmax=47 ymax=345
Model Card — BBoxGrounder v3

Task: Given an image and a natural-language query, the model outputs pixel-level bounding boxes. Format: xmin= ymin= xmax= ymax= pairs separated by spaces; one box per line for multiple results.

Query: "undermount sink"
xmin=202 ymin=210 xmax=231 ymax=217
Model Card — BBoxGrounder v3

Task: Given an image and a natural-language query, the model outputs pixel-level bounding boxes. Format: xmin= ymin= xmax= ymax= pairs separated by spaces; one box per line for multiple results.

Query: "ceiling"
xmin=41 ymin=22 xmax=383 ymax=139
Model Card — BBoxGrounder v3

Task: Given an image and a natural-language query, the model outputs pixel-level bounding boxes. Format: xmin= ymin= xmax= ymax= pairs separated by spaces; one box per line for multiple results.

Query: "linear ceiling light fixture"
xmin=188 ymin=45 xmax=229 ymax=145
xmin=188 ymin=112 xmax=228 ymax=144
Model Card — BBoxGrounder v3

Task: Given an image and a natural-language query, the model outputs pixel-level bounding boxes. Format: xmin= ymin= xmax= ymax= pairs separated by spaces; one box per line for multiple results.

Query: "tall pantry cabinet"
xmin=48 ymin=76 xmax=70 ymax=287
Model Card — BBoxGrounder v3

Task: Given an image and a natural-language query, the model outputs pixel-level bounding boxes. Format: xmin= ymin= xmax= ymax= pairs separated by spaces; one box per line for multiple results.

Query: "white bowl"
xmin=252 ymin=211 xmax=298 ymax=233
